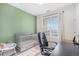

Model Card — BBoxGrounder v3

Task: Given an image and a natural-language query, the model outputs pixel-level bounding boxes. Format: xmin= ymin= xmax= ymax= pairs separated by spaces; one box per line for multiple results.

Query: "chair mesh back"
xmin=38 ymin=32 xmax=43 ymax=47
xmin=38 ymin=32 xmax=48 ymax=47
xmin=42 ymin=32 xmax=48 ymax=46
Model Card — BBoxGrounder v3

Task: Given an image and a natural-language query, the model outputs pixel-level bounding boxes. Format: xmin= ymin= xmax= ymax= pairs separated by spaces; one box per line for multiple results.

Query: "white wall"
xmin=62 ymin=4 xmax=75 ymax=40
xmin=37 ymin=4 xmax=76 ymax=41
xmin=76 ymin=4 xmax=79 ymax=35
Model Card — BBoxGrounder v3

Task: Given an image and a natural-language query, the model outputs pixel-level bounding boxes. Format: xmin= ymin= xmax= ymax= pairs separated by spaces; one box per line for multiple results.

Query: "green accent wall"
xmin=0 ymin=3 xmax=36 ymax=43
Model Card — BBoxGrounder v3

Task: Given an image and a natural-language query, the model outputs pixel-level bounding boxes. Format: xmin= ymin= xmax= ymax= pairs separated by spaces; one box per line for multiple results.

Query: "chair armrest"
xmin=48 ymin=41 xmax=57 ymax=48
xmin=48 ymin=41 xmax=57 ymax=45
xmin=73 ymin=42 xmax=79 ymax=45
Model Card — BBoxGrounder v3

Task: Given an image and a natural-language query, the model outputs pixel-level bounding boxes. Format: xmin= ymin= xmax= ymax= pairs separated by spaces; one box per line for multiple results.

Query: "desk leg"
xmin=14 ymin=48 xmax=16 ymax=53
xmin=0 ymin=50 xmax=3 ymax=56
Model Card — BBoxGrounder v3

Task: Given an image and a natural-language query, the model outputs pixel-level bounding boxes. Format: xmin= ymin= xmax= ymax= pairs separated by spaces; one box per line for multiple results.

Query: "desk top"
xmin=51 ymin=42 xmax=79 ymax=56
xmin=0 ymin=43 xmax=16 ymax=50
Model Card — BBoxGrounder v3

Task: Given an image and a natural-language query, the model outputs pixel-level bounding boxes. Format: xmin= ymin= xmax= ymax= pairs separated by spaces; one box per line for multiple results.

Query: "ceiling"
xmin=9 ymin=3 xmax=73 ymax=16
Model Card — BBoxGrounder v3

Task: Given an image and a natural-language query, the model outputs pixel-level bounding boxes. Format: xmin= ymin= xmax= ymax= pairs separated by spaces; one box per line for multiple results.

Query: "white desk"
xmin=0 ymin=43 xmax=16 ymax=56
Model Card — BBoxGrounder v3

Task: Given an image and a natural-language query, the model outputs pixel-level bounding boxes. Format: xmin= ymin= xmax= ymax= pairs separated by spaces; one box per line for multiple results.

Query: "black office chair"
xmin=37 ymin=32 xmax=57 ymax=56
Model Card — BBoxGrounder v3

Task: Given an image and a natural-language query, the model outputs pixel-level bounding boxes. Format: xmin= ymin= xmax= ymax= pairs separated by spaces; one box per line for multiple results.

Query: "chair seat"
xmin=44 ymin=47 xmax=55 ymax=50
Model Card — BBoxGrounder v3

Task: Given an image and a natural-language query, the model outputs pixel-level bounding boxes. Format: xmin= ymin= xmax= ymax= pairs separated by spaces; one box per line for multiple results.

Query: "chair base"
xmin=41 ymin=52 xmax=51 ymax=56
